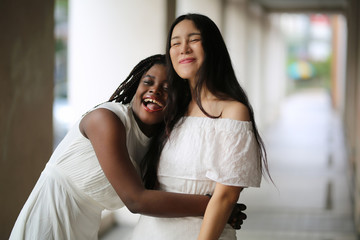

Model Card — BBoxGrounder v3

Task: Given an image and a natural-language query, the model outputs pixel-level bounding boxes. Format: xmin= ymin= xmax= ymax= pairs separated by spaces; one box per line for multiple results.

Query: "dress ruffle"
xmin=159 ymin=116 xmax=261 ymax=187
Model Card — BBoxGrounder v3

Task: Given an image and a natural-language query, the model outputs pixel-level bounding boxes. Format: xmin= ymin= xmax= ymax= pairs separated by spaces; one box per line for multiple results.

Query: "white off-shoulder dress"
xmin=10 ymin=102 xmax=150 ymax=240
xmin=131 ymin=116 xmax=262 ymax=240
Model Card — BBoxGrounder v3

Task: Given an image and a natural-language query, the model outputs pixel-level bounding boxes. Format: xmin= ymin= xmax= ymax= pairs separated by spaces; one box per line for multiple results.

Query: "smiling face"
xmin=169 ymin=19 xmax=204 ymax=84
xmin=132 ymin=64 xmax=168 ymax=133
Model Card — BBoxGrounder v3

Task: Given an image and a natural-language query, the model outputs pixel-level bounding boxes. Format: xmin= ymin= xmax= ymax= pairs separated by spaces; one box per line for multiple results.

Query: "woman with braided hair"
xmin=10 ymin=54 xmax=245 ymax=240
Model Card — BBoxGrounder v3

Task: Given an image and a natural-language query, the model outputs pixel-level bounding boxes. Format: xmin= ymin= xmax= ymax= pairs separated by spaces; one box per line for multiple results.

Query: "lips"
xmin=179 ymin=57 xmax=195 ymax=64
xmin=142 ymin=97 xmax=164 ymax=112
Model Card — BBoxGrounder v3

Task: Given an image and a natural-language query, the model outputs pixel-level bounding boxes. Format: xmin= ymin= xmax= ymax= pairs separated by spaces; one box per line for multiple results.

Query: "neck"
xmin=132 ymin=110 xmax=156 ymax=138
xmin=190 ymin=84 xmax=215 ymax=102
xmin=188 ymin=76 xmax=196 ymax=90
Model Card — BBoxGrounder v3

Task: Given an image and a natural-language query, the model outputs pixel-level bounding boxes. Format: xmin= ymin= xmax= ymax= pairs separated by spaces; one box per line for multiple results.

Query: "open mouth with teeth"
xmin=142 ymin=98 xmax=164 ymax=112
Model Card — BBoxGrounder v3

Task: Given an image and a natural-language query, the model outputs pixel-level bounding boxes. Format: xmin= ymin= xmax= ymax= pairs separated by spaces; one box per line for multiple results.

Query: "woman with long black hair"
xmin=134 ymin=14 xmax=271 ymax=240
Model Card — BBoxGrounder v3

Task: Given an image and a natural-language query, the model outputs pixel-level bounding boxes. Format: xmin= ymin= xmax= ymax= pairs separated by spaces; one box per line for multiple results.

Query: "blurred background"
xmin=1 ymin=0 xmax=359 ymax=239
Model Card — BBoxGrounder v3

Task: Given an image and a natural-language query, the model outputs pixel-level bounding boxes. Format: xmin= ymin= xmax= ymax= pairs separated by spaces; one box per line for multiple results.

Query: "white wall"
xmin=68 ymin=0 xmax=167 ymax=120
xmin=176 ymin=0 xmax=222 ymax=26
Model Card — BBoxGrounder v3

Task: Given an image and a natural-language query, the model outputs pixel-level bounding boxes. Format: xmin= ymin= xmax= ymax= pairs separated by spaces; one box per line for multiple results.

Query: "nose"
xmin=149 ymin=86 xmax=162 ymax=96
xmin=180 ymin=42 xmax=191 ymax=54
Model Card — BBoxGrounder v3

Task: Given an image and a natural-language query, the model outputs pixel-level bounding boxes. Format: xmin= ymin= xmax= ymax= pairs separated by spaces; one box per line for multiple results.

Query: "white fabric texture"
xmin=131 ymin=116 xmax=261 ymax=240
xmin=10 ymin=102 xmax=150 ymax=240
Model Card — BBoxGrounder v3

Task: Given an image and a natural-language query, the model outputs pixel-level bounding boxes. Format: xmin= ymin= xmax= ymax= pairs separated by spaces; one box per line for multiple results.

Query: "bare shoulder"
xmin=221 ymin=100 xmax=250 ymax=121
xmin=80 ymin=108 xmax=123 ymax=138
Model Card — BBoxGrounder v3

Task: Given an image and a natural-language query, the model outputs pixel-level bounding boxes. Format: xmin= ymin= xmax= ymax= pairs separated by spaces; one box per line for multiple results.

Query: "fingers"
xmin=228 ymin=202 xmax=248 ymax=229
xmin=230 ymin=219 xmax=243 ymax=230
xmin=233 ymin=204 xmax=247 ymax=220
xmin=236 ymin=203 xmax=247 ymax=211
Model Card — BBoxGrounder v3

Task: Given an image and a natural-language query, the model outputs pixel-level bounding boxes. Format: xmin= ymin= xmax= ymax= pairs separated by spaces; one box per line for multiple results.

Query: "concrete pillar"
xmin=330 ymin=15 xmax=347 ymax=113
xmin=345 ymin=0 xmax=358 ymax=160
xmin=243 ymin=2 xmax=266 ymax=126
xmin=223 ymin=0 xmax=248 ymax=89
xmin=0 ymin=0 xmax=55 ymax=238
xmin=176 ymin=0 xmax=223 ymax=26
xmin=166 ymin=0 xmax=177 ymax=32
xmin=68 ymin=0 xmax=168 ymax=119
xmin=345 ymin=0 xmax=360 ymax=235
xmin=260 ymin=14 xmax=287 ymax=127
xmin=355 ymin=0 xmax=360 ymax=235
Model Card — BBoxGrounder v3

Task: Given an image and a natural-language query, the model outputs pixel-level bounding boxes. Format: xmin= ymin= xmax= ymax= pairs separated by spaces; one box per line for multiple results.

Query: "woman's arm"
xmin=80 ymin=108 xmax=209 ymax=217
xmin=197 ymin=183 xmax=243 ymax=240
xmin=196 ymin=100 xmax=249 ymax=238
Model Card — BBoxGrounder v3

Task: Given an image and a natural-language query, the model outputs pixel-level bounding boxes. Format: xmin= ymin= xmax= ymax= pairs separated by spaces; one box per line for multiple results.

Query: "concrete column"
xmin=243 ymin=2 xmax=266 ymax=126
xmin=331 ymin=15 xmax=347 ymax=113
xmin=0 ymin=0 xmax=55 ymax=238
xmin=355 ymin=0 xmax=360 ymax=234
xmin=345 ymin=0 xmax=358 ymax=159
xmin=260 ymin=14 xmax=287 ymax=128
xmin=345 ymin=0 xmax=360 ymax=235
xmin=176 ymin=0 xmax=223 ymax=25
xmin=223 ymin=0 xmax=248 ymax=88
xmin=68 ymin=0 xmax=167 ymax=119
xmin=166 ymin=0 xmax=177 ymax=32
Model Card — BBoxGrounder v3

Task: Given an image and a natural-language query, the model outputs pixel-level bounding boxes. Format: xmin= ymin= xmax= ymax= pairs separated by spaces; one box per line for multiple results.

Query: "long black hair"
xmin=142 ymin=14 xmax=272 ymax=188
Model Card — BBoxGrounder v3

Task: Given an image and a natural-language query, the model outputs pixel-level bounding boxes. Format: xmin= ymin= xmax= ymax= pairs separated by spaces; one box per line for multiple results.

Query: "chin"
xmin=143 ymin=120 xmax=162 ymax=127
xmin=178 ymin=72 xmax=195 ymax=80
xmin=140 ymin=114 xmax=163 ymax=126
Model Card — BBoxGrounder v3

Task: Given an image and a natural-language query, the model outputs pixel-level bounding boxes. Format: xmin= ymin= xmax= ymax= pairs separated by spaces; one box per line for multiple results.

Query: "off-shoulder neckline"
xmin=182 ymin=115 xmax=252 ymax=124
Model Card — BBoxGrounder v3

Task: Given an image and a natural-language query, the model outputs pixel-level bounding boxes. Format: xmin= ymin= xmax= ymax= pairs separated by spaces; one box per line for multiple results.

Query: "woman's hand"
xmin=228 ymin=203 xmax=247 ymax=229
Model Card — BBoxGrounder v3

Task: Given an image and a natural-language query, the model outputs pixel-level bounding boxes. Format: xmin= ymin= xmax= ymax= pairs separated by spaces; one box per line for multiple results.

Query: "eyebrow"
xmin=171 ymin=32 xmax=201 ymax=41
xmin=143 ymin=74 xmax=155 ymax=79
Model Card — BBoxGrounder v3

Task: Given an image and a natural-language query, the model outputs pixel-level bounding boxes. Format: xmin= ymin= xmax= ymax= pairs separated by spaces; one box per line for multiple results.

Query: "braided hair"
xmin=108 ymin=54 xmax=166 ymax=104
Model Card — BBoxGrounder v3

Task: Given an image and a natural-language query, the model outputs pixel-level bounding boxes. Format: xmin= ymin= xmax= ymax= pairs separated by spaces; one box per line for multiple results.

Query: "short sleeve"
xmin=205 ymin=121 xmax=262 ymax=187
xmin=93 ymin=102 xmax=150 ymax=166
xmin=95 ymin=102 xmax=129 ymax=127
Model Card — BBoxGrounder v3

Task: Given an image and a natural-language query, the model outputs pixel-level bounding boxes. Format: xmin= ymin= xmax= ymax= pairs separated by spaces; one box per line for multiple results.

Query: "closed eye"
xmin=190 ymin=38 xmax=201 ymax=42
xmin=162 ymin=83 xmax=169 ymax=92
xmin=142 ymin=78 xmax=154 ymax=85
xmin=171 ymin=42 xmax=180 ymax=47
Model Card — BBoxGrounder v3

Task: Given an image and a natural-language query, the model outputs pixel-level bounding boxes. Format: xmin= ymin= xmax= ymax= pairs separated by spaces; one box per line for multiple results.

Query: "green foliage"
xmin=55 ymin=39 xmax=65 ymax=52
xmin=310 ymin=55 xmax=332 ymax=89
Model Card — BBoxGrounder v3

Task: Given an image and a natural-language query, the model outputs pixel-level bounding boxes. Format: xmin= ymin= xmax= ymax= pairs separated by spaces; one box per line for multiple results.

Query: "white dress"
xmin=131 ymin=116 xmax=261 ymax=240
xmin=10 ymin=102 xmax=150 ymax=240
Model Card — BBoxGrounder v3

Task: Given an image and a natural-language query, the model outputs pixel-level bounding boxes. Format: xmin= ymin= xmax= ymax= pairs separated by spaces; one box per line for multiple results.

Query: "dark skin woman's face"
xmin=131 ymin=64 xmax=168 ymax=135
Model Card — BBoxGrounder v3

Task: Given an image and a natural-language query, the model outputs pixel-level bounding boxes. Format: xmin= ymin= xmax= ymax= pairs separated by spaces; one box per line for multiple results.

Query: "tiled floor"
xmin=100 ymin=88 xmax=357 ymax=240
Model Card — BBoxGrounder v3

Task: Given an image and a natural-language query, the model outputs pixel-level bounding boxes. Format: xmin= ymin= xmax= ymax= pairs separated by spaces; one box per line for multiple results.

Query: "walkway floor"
xmin=100 ymin=88 xmax=356 ymax=240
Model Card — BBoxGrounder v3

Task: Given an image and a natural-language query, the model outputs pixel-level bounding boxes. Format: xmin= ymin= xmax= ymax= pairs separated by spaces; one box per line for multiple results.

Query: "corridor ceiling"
xmin=251 ymin=0 xmax=349 ymax=13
